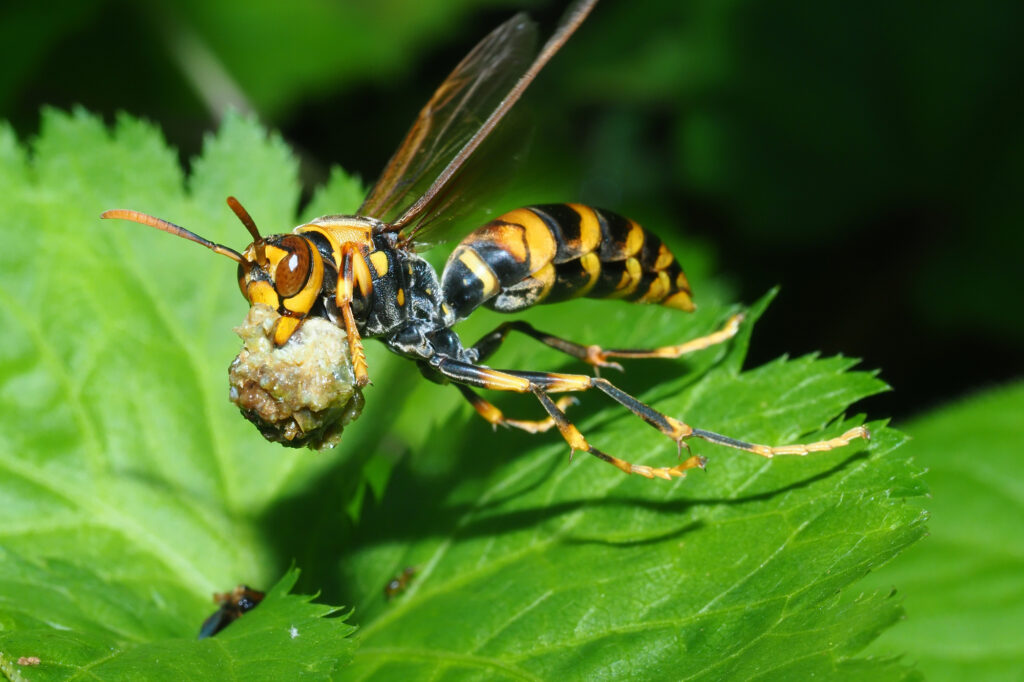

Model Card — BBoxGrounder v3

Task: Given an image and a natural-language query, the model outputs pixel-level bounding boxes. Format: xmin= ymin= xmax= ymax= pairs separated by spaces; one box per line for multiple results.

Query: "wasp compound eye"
xmin=275 ymin=235 xmax=311 ymax=298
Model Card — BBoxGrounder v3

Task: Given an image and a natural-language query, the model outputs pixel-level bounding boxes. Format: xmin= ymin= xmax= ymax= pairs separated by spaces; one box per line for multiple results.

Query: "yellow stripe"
xmin=369 ymin=250 xmax=389 ymax=277
xmin=300 ymin=224 xmax=373 ymax=275
xmin=576 ymin=252 xmax=602 ymax=297
xmin=663 ymin=290 xmax=695 ymax=312
xmin=567 ymin=204 xmax=602 ymax=254
xmin=623 ymin=220 xmax=644 ymax=257
xmin=472 ymin=221 xmax=528 ymax=264
xmin=502 ymin=208 xmax=556 ymax=272
xmin=638 ymin=270 xmax=670 ymax=303
xmin=273 ymin=315 xmax=302 ymax=346
xmin=263 ymin=244 xmax=289 ymax=270
xmin=608 ymin=257 xmax=643 ymax=298
xmin=654 ymin=243 xmax=674 ymax=270
xmin=396 ymin=288 xmax=405 ymax=306
xmin=530 ymin=262 xmax=557 ymax=303
xmin=457 ymin=247 xmax=500 ymax=297
xmin=247 ymin=281 xmax=279 ymax=308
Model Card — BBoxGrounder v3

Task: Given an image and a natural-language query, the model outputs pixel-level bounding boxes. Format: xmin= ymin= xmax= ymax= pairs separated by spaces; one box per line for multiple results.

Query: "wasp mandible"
xmin=103 ymin=0 xmax=868 ymax=479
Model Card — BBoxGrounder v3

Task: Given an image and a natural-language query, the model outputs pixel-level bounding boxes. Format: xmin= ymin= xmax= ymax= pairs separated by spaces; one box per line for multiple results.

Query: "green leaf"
xmin=0 ymin=560 xmax=353 ymax=680
xmin=859 ymin=381 xmax=1024 ymax=681
xmin=0 ymin=110 xmax=924 ymax=679
xmin=333 ymin=336 xmax=925 ymax=680
xmin=0 ymin=109 xmax=355 ymax=679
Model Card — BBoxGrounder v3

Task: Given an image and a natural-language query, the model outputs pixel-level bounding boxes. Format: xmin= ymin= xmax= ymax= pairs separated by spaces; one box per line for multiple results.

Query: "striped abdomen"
xmin=440 ymin=204 xmax=694 ymax=321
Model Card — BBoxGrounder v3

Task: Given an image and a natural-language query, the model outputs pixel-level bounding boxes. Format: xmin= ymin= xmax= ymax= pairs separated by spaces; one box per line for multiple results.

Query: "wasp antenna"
xmin=101 ymin=209 xmax=246 ymax=265
xmin=226 ymin=196 xmax=266 ymax=267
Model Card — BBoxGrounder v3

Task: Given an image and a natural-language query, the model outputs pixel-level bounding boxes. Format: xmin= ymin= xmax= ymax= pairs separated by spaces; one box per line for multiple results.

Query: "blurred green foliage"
xmin=859 ymin=381 xmax=1024 ymax=681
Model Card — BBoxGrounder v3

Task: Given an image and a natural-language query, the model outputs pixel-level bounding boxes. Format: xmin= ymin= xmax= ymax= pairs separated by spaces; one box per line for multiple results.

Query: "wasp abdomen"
xmin=441 ymin=204 xmax=694 ymax=320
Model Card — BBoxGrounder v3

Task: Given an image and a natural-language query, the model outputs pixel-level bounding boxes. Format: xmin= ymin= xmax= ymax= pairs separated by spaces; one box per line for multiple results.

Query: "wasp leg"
xmin=457 ymin=384 xmax=577 ymax=434
xmin=431 ymin=356 xmax=870 ymax=477
xmin=432 ymin=357 xmax=697 ymax=477
xmin=337 ymin=244 xmax=374 ymax=386
xmin=689 ymin=426 xmax=872 ymax=458
xmin=532 ymin=389 xmax=706 ymax=479
xmin=471 ymin=313 xmax=744 ymax=372
xmin=590 ymin=313 xmax=744 ymax=365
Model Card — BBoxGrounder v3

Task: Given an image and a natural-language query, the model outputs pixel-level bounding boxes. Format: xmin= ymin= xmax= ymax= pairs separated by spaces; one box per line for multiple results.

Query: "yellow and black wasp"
xmin=103 ymin=0 xmax=868 ymax=480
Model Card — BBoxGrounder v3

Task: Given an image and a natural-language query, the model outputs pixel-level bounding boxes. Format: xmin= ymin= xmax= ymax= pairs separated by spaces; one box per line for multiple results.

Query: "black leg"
xmin=429 ymin=355 xmax=869 ymax=479
xmin=471 ymin=313 xmax=745 ymax=371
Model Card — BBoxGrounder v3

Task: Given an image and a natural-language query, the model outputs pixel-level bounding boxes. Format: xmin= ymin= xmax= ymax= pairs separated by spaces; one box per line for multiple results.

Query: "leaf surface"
xmin=0 ymin=111 xmax=357 ymax=680
xmin=860 ymin=381 xmax=1024 ymax=681
xmin=0 ymin=111 xmax=925 ymax=680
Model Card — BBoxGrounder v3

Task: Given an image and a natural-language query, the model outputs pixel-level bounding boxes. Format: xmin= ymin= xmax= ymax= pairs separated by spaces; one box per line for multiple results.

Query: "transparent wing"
xmin=361 ymin=0 xmax=599 ymax=241
xmin=393 ymin=105 xmax=535 ymax=252
xmin=358 ymin=13 xmax=537 ymax=226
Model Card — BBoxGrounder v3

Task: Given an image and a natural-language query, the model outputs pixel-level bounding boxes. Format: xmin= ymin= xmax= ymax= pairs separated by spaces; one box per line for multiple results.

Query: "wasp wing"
xmin=358 ymin=13 xmax=537 ymax=227
xmin=362 ymin=0 xmax=598 ymax=241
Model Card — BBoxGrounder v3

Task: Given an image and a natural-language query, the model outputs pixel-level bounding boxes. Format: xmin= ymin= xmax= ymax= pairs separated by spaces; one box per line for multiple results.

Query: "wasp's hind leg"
xmin=431 ymin=356 xmax=870 ymax=478
xmin=471 ymin=313 xmax=744 ymax=372
xmin=457 ymin=385 xmax=577 ymax=434
xmin=433 ymin=357 xmax=703 ymax=478
xmin=531 ymin=389 xmax=706 ymax=479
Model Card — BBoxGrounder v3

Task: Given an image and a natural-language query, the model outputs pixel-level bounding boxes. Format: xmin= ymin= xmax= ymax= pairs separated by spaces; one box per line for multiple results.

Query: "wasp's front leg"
xmin=337 ymin=243 xmax=374 ymax=386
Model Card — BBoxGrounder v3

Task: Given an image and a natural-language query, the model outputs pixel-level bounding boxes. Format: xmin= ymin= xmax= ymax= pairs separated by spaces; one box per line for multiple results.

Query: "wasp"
xmin=103 ymin=0 xmax=868 ymax=480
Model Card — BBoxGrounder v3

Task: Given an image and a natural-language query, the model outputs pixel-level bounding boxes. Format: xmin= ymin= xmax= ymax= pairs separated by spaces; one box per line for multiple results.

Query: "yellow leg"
xmin=691 ymin=426 xmax=871 ymax=458
xmin=588 ymin=313 xmax=744 ymax=366
xmin=471 ymin=313 xmax=744 ymax=372
xmin=431 ymin=356 xmax=870 ymax=479
xmin=533 ymin=389 xmax=706 ymax=480
xmin=339 ymin=303 xmax=370 ymax=387
xmin=336 ymin=244 xmax=373 ymax=386
xmin=458 ymin=385 xmax=576 ymax=434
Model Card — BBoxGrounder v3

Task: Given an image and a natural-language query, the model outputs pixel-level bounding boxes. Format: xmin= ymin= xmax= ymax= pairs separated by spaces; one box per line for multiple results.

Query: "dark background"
xmin=5 ymin=0 xmax=1022 ymax=422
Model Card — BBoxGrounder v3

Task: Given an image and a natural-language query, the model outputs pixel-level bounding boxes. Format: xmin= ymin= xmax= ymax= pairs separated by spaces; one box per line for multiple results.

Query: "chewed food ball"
xmin=228 ymin=304 xmax=364 ymax=449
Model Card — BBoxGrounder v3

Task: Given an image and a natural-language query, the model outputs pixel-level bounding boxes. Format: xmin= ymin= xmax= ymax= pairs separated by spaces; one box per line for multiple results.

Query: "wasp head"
xmin=237 ymin=233 xmax=325 ymax=346
xmin=102 ymin=197 xmax=324 ymax=347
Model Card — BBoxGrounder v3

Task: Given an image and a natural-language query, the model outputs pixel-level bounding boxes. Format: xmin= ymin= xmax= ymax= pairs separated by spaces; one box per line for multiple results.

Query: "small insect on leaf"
xmin=385 ymin=567 xmax=418 ymax=600
xmin=198 ymin=585 xmax=266 ymax=639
